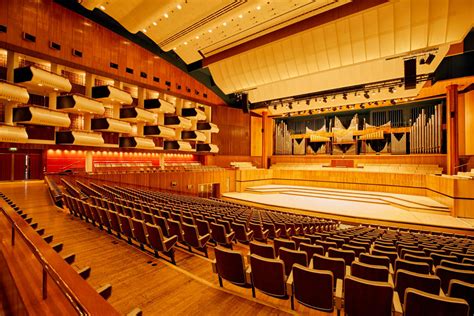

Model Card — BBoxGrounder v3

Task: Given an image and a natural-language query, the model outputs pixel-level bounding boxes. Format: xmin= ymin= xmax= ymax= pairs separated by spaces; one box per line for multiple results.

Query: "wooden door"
xmin=0 ymin=153 xmax=13 ymax=181
xmin=13 ymin=154 xmax=26 ymax=180
xmin=28 ymin=153 xmax=42 ymax=179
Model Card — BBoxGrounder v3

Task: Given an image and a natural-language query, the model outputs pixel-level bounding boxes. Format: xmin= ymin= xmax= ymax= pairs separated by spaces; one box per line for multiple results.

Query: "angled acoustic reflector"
xmin=56 ymin=94 xmax=105 ymax=115
xmin=197 ymin=122 xmax=219 ymax=133
xmin=0 ymin=80 xmax=29 ymax=103
xmin=91 ymin=118 xmax=132 ymax=133
xmin=164 ymin=140 xmax=193 ymax=151
xmin=196 ymin=143 xmax=219 ymax=153
xmin=182 ymin=108 xmax=206 ymax=121
xmin=181 ymin=130 xmax=207 ymax=142
xmin=56 ymin=131 xmax=104 ymax=146
xmin=119 ymin=136 xmax=156 ymax=150
xmin=120 ymin=107 xmax=156 ymax=123
xmin=164 ymin=116 xmax=192 ymax=129
xmin=144 ymin=98 xmax=175 ymax=114
xmin=92 ymin=85 xmax=133 ymax=105
xmin=13 ymin=106 xmax=71 ymax=127
xmin=0 ymin=125 xmax=28 ymax=143
xmin=143 ymin=125 xmax=176 ymax=138
xmin=14 ymin=66 xmax=72 ymax=93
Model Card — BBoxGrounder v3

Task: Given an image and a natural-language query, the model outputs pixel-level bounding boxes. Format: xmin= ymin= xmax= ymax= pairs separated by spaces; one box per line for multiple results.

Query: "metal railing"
xmin=1 ymin=207 xmax=89 ymax=315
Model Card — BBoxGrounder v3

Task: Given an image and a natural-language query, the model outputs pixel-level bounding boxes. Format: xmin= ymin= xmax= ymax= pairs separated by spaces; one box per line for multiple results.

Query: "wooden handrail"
xmin=0 ymin=206 xmax=118 ymax=315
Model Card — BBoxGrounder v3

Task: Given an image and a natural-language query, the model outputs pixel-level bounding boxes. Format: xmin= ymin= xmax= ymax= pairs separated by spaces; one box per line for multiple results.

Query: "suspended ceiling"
xmin=74 ymin=0 xmax=474 ymax=113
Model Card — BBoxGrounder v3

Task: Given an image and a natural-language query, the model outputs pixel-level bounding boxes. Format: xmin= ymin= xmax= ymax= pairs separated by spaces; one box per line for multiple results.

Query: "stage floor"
xmin=224 ymin=185 xmax=474 ymax=231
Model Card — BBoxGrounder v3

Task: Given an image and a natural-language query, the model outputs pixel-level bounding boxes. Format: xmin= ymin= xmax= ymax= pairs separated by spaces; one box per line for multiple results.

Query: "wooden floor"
xmin=0 ymin=181 xmax=339 ymax=315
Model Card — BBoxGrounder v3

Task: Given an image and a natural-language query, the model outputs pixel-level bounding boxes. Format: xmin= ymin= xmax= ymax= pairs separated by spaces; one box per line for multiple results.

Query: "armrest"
xmin=389 ymin=263 xmax=394 ymax=275
xmin=345 ymin=265 xmax=351 ymax=276
xmin=388 ymin=273 xmax=394 ymax=287
xmin=211 ymin=259 xmax=217 ymax=274
xmin=439 ymin=289 xmax=445 ymax=297
xmin=392 ymin=291 xmax=403 ymax=316
xmin=309 ymin=258 xmax=314 ymax=267
xmin=335 ymin=278 xmax=343 ymax=310
xmin=286 ymin=271 xmax=294 ymax=296
xmin=163 ymin=235 xmax=178 ymax=250
xmin=245 ymin=266 xmax=252 ymax=284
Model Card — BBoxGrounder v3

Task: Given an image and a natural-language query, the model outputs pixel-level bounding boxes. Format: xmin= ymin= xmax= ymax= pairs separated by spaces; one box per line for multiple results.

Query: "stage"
xmin=224 ymin=185 xmax=474 ymax=232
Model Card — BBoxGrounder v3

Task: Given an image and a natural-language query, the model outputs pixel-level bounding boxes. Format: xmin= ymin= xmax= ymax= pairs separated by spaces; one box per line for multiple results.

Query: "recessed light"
xmin=195 ymin=36 xmax=199 ymax=39
xmin=239 ymin=14 xmax=243 ymax=18
xmin=256 ymin=5 xmax=261 ymax=10
xmin=173 ymin=47 xmax=177 ymax=50
xmin=176 ymin=4 xmax=182 ymax=10
xmin=222 ymin=22 xmax=227 ymax=26
xmin=208 ymin=29 xmax=212 ymax=33
xmin=164 ymin=13 xmax=169 ymax=18
xmin=152 ymin=21 xmax=157 ymax=26
xmin=99 ymin=5 xmax=105 ymax=10
xmin=142 ymin=29 xmax=147 ymax=33
xmin=184 ymin=41 xmax=187 ymax=45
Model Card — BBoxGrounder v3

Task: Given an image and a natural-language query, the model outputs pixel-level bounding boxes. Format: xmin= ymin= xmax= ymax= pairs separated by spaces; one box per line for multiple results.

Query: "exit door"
xmin=0 ymin=151 xmax=43 ymax=181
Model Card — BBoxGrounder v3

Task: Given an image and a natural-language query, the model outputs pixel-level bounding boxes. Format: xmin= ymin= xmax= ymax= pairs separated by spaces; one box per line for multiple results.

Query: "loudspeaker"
xmin=404 ymin=58 xmax=417 ymax=90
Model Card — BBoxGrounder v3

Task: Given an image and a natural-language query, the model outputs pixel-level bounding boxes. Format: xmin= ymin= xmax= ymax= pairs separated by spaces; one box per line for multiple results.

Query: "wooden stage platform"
xmin=224 ymin=185 xmax=474 ymax=233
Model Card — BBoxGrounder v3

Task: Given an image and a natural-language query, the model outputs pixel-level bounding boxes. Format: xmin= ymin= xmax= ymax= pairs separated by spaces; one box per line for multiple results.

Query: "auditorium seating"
xmin=403 ymin=288 xmax=469 ymax=316
xmin=55 ymin=180 xmax=474 ymax=314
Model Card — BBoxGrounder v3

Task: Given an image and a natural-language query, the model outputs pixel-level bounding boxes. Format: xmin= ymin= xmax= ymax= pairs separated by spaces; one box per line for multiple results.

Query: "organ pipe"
xmin=409 ymin=105 xmax=442 ymax=154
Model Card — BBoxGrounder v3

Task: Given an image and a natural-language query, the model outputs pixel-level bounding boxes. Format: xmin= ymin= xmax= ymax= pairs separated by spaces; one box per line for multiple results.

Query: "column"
xmin=5 ymin=50 xmax=18 ymax=125
xmin=261 ymin=111 xmax=268 ymax=169
xmin=446 ymin=84 xmax=459 ymax=175
xmin=85 ymin=151 xmax=93 ymax=173
xmin=84 ymin=73 xmax=95 ymax=131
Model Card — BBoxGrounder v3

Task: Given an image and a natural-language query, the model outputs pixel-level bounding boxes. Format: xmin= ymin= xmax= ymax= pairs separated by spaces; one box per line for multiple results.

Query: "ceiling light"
xmin=273 ymin=105 xmax=277 ymax=110
xmin=239 ymin=14 xmax=243 ymax=18
xmin=363 ymin=91 xmax=370 ymax=99
xmin=142 ymin=29 xmax=147 ymax=33
xmin=173 ymin=47 xmax=176 ymax=50
xmin=342 ymin=93 xmax=347 ymax=100
xmin=176 ymin=4 xmax=182 ymax=10
xmin=323 ymin=97 xmax=327 ymax=103
xmin=305 ymin=99 xmax=310 ymax=105
xmin=425 ymin=53 xmax=435 ymax=65
xmin=390 ymin=99 xmax=396 ymax=105
xmin=388 ymin=87 xmax=394 ymax=93
xmin=164 ymin=13 xmax=169 ymax=18
xmin=208 ymin=29 xmax=212 ymax=33
xmin=222 ymin=22 xmax=227 ymax=26
xmin=256 ymin=5 xmax=261 ymax=10
xmin=99 ymin=5 xmax=105 ymax=10
xmin=184 ymin=41 xmax=187 ymax=45
xmin=195 ymin=36 xmax=199 ymax=39
xmin=152 ymin=21 xmax=157 ymax=26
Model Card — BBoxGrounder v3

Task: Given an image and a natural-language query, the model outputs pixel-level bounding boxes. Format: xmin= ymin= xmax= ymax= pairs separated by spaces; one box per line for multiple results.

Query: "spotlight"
xmin=323 ymin=97 xmax=327 ymax=103
xmin=306 ymin=99 xmax=310 ymax=106
xmin=390 ymin=99 xmax=396 ymax=105
xmin=332 ymin=95 xmax=336 ymax=100
xmin=342 ymin=93 xmax=347 ymax=100
xmin=364 ymin=91 xmax=370 ymax=99
xmin=273 ymin=105 xmax=277 ymax=110
xmin=288 ymin=102 xmax=293 ymax=110
xmin=360 ymin=104 xmax=365 ymax=109
xmin=388 ymin=87 xmax=394 ymax=93
xmin=374 ymin=101 xmax=379 ymax=105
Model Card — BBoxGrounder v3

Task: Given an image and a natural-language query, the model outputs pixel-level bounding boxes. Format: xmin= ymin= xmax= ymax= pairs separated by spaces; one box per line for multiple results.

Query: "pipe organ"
xmin=273 ymin=101 xmax=445 ymax=156
xmin=409 ymin=104 xmax=442 ymax=154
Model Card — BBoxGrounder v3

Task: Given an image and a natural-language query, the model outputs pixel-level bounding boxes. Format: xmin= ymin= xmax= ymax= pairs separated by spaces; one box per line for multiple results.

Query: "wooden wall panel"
xmin=464 ymin=90 xmax=474 ymax=155
xmin=251 ymin=116 xmax=262 ymax=156
xmin=0 ymin=0 xmax=225 ymax=106
xmin=211 ymin=105 xmax=251 ymax=156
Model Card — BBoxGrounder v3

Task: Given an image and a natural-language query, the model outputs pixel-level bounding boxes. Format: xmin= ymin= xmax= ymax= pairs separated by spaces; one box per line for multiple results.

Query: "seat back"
xmin=232 ymin=223 xmax=250 ymax=242
xmin=435 ymin=266 xmax=474 ymax=293
xmin=145 ymin=223 xmax=165 ymax=251
xmin=394 ymin=258 xmax=431 ymax=275
xmin=249 ymin=223 xmax=267 ymax=241
xmin=292 ymin=265 xmax=333 ymax=312
xmin=131 ymin=218 xmax=148 ymax=244
xmin=344 ymin=275 xmax=393 ymax=316
xmin=118 ymin=214 xmax=132 ymax=237
xmin=351 ymin=261 xmax=389 ymax=282
xmin=299 ymin=243 xmax=324 ymax=259
xmin=167 ymin=219 xmax=184 ymax=242
xmin=431 ymin=253 xmax=459 ymax=267
xmin=250 ymin=254 xmax=286 ymax=298
xmin=404 ymin=254 xmax=434 ymax=270
xmin=328 ymin=247 xmax=356 ymax=266
xmin=154 ymin=216 xmax=169 ymax=237
xmin=395 ymin=269 xmax=441 ymax=304
xmin=107 ymin=210 xmax=120 ymax=233
xmin=196 ymin=219 xmax=210 ymax=236
xmin=312 ymin=254 xmax=345 ymax=287
xmin=404 ymin=288 xmax=469 ymax=316
xmin=448 ymin=280 xmax=474 ymax=315
xmin=440 ymin=260 xmax=474 ymax=272
xmin=292 ymin=236 xmax=310 ymax=249
xmin=314 ymin=240 xmax=337 ymax=254
xmin=182 ymin=223 xmax=200 ymax=247
xmin=263 ymin=222 xmax=278 ymax=238
xmin=279 ymin=248 xmax=307 ymax=276
xmin=360 ymin=253 xmax=390 ymax=270
xmin=211 ymin=222 xmax=229 ymax=245
xmin=371 ymin=249 xmax=398 ymax=267
xmin=249 ymin=241 xmax=275 ymax=259
xmin=214 ymin=247 xmax=247 ymax=286
xmin=342 ymin=244 xmax=366 ymax=257
xmin=274 ymin=238 xmax=296 ymax=256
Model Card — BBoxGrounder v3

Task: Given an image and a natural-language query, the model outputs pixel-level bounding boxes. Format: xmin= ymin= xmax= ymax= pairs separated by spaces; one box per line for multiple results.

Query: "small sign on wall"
xmin=171 ymin=181 xmax=177 ymax=187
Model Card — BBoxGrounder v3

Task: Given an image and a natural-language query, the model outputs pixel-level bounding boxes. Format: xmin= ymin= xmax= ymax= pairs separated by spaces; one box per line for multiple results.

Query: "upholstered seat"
xmin=249 ymin=254 xmax=288 ymax=300
xmin=232 ymin=222 xmax=254 ymax=244
xmin=404 ymin=288 xmax=469 ymax=316
xmin=279 ymin=248 xmax=308 ymax=276
xmin=212 ymin=247 xmax=250 ymax=288
xmin=145 ymin=223 xmax=177 ymax=264
xmin=182 ymin=223 xmax=211 ymax=257
xmin=351 ymin=261 xmax=390 ymax=283
xmin=328 ymin=247 xmax=356 ymax=266
xmin=211 ymin=222 xmax=235 ymax=249
xmin=299 ymin=243 xmax=324 ymax=259
xmin=274 ymin=238 xmax=296 ymax=256
xmin=249 ymin=241 xmax=275 ymax=259
xmin=395 ymin=269 xmax=441 ymax=304
xmin=394 ymin=258 xmax=431 ymax=275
